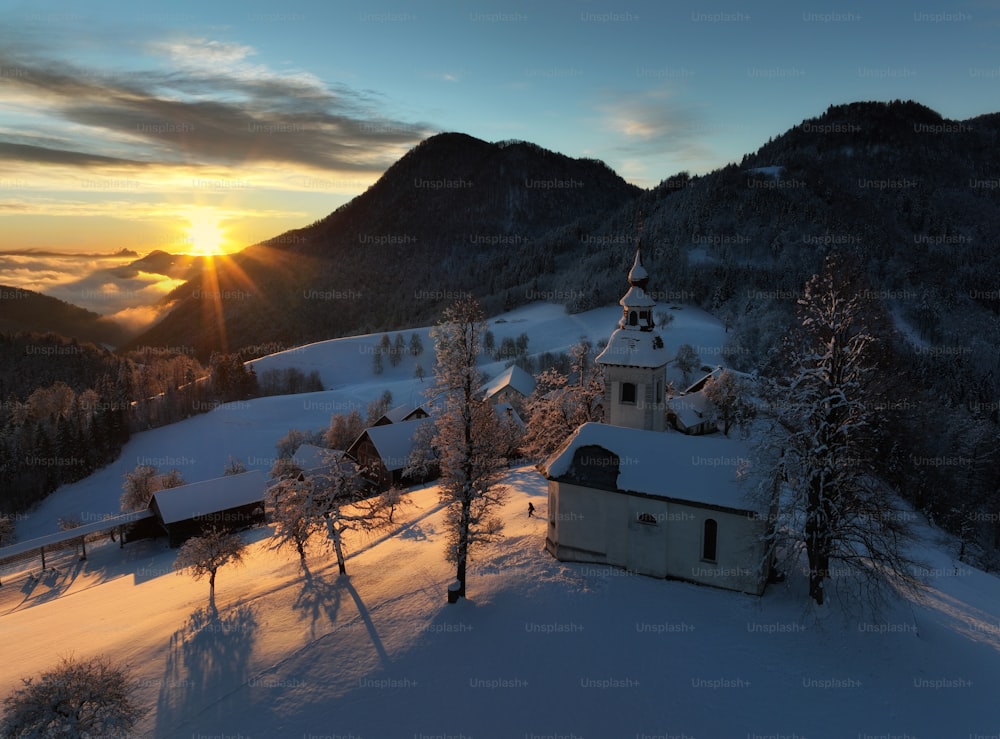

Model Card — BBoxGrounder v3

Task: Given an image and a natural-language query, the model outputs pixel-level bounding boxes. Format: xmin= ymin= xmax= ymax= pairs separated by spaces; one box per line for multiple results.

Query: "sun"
xmin=185 ymin=213 xmax=227 ymax=256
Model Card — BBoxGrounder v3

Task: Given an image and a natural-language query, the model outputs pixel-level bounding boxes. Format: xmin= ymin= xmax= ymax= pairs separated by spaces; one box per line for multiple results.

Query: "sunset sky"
xmin=1 ymin=0 xmax=996 ymax=266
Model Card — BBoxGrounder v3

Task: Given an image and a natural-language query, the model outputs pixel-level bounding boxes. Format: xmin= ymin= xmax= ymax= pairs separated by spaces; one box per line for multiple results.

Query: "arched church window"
xmin=628 ymin=311 xmax=638 ymax=326
xmin=637 ymin=512 xmax=658 ymax=525
xmin=702 ymin=518 xmax=718 ymax=562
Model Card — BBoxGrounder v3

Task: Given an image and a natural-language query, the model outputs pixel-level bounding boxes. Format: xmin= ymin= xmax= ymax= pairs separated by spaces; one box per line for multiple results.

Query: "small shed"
xmin=149 ymin=469 xmax=267 ymax=547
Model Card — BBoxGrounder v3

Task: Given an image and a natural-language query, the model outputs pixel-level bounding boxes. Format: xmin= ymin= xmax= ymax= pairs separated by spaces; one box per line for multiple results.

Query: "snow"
xmin=348 ymin=417 xmax=434 ymax=473
xmin=150 ymin=470 xmax=267 ymax=525
xmin=2 ymin=469 xmax=999 ymax=737
xmin=480 ymin=364 xmax=537 ymax=401
xmin=747 ymin=165 xmax=784 ymax=178
xmin=541 ymin=422 xmax=764 ymax=514
xmin=6 ymin=299 xmax=997 ymax=736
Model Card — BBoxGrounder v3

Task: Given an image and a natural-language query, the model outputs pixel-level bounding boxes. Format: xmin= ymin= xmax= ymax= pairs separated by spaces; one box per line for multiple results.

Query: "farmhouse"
xmin=147 ymin=469 xmax=267 ymax=547
xmin=372 ymin=403 xmax=429 ymax=426
xmin=345 ymin=417 xmax=434 ymax=490
xmin=480 ymin=364 xmax=536 ymax=413
xmin=541 ymin=249 xmax=772 ymax=595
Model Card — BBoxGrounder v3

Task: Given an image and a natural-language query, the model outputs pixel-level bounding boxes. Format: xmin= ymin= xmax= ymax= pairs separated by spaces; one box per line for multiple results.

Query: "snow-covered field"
xmin=5 ymin=299 xmax=999 ymax=737
xmin=3 ymin=470 xmax=999 ymax=737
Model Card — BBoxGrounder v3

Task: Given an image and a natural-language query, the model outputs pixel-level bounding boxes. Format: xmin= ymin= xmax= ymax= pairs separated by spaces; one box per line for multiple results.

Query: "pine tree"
xmin=429 ymin=297 xmax=510 ymax=600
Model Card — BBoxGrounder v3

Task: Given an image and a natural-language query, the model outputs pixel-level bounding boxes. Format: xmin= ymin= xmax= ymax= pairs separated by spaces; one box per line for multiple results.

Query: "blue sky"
xmin=0 ymin=0 xmax=995 ymax=257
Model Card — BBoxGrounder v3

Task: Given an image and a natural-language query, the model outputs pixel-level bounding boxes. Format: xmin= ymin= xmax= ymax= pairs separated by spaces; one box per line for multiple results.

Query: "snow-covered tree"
xmin=365 ymin=390 xmax=393 ymax=426
xmin=409 ymin=332 xmax=424 ymax=356
xmin=325 ymin=409 xmax=365 ymax=451
xmin=703 ymin=370 xmax=756 ymax=437
xmin=414 ymin=363 xmax=426 ymax=383
xmin=0 ymin=514 xmax=14 ymax=546
xmin=673 ymin=343 xmax=700 ymax=385
xmin=372 ymin=348 xmax=383 ymax=376
xmin=119 ymin=464 xmax=159 ymax=512
xmin=310 ymin=455 xmax=391 ymax=574
xmin=119 ymin=465 xmax=186 ymax=512
xmin=522 ymin=339 xmax=604 ymax=460
xmin=391 ymin=333 xmax=406 ymax=366
xmin=762 ymin=255 xmax=921 ymax=608
xmin=173 ymin=527 xmax=246 ymax=605
xmin=269 ymin=471 xmax=318 ymax=570
xmin=1 ymin=655 xmax=144 ymax=738
xmin=429 ymin=297 xmax=510 ymax=600
xmin=275 ymin=428 xmax=322 ymax=459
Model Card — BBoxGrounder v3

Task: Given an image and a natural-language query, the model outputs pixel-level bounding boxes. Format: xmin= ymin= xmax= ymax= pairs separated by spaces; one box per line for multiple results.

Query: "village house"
xmin=540 ymin=249 xmax=772 ymax=595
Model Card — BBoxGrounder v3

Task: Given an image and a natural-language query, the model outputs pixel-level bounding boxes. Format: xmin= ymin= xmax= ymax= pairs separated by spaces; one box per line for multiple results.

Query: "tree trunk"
xmin=332 ymin=524 xmax=347 ymax=575
xmin=455 ymin=496 xmax=471 ymax=598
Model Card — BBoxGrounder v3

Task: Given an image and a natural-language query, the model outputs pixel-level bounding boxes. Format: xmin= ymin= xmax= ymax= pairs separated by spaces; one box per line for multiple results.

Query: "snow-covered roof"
xmin=292 ymin=444 xmax=339 ymax=472
xmin=380 ymin=404 xmax=416 ymax=424
xmin=351 ymin=417 xmax=433 ymax=472
xmin=151 ymin=469 xmax=268 ymax=525
xmin=667 ymin=391 xmax=713 ymax=430
xmin=540 ymin=422 xmax=764 ymax=515
xmin=628 ymin=249 xmax=648 ymax=284
xmin=495 ymin=402 xmax=526 ymax=430
xmin=481 ymin=364 xmax=537 ymax=400
xmin=596 ymin=328 xmax=669 ymax=369
xmin=619 ymin=285 xmax=656 ymax=309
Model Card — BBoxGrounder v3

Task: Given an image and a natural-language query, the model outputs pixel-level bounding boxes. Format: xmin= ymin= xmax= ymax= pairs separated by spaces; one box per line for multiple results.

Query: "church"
xmin=540 ymin=249 xmax=773 ymax=595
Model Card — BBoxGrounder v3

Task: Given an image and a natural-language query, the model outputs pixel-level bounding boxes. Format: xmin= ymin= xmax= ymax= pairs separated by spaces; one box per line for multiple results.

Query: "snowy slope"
xmin=1 ymin=469 xmax=998 ymax=738
xmin=15 ymin=301 xmax=724 ymax=541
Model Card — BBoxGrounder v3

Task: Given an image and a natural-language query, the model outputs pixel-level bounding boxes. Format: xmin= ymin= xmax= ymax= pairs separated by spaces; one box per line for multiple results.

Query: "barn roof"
xmin=481 ymin=364 xmax=537 ymax=400
xmin=347 ymin=417 xmax=433 ymax=472
xmin=151 ymin=469 xmax=267 ymax=525
xmin=540 ymin=422 xmax=765 ymax=515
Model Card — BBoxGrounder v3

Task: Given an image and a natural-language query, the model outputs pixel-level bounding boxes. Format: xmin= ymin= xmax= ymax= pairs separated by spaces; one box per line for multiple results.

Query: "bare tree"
xmin=522 ymin=339 xmax=604 ymax=461
xmin=762 ymin=255 xmax=922 ymax=608
xmin=703 ymin=370 xmax=757 ymax=437
xmin=269 ymin=472 xmax=318 ymax=570
xmin=311 ymin=456 xmax=390 ymax=575
xmin=173 ymin=527 xmax=246 ymax=606
xmin=223 ymin=455 xmax=247 ymax=476
xmin=673 ymin=343 xmax=700 ymax=385
xmin=430 ymin=297 xmax=510 ymax=600
xmin=1 ymin=655 xmax=144 ymax=738
xmin=119 ymin=464 xmax=159 ymax=512
xmin=120 ymin=465 xmax=186 ymax=512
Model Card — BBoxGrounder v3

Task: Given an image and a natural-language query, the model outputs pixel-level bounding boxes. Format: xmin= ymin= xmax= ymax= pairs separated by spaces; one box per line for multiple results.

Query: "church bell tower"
xmin=595 ymin=247 xmax=668 ymax=431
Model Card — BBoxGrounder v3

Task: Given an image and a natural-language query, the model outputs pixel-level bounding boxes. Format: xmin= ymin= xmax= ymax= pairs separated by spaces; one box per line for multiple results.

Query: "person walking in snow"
xmin=528 ymin=502 xmax=535 ymax=518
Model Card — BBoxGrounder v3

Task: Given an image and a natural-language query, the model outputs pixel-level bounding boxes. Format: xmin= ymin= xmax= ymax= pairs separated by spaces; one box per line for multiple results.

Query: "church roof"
xmin=540 ymin=422 xmax=765 ymax=515
xmin=619 ymin=285 xmax=656 ymax=309
xmin=596 ymin=329 xmax=668 ymax=369
xmin=628 ymin=248 xmax=648 ymax=285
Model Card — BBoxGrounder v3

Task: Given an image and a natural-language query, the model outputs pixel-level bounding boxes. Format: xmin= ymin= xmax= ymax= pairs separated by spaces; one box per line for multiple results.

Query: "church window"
xmin=628 ymin=311 xmax=638 ymax=326
xmin=637 ymin=512 xmax=658 ymax=526
xmin=656 ymin=380 xmax=662 ymax=404
xmin=702 ymin=518 xmax=718 ymax=562
xmin=621 ymin=382 xmax=636 ymax=404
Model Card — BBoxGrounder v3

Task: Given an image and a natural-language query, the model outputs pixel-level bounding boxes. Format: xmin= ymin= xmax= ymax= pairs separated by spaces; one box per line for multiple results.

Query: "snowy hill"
xmin=15 ymin=302 xmax=725 ymax=541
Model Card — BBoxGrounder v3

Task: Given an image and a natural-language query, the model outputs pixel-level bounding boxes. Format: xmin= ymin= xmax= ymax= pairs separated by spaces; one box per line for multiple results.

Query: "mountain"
xmin=0 ymin=285 xmax=128 ymax=346
xmin=109 ymin=249 xmax=203 ymax=281
xmin=122 ymin=133 xmax=642 ymax=359
xmin=125 ymin=103 xmax=1000 ymax=366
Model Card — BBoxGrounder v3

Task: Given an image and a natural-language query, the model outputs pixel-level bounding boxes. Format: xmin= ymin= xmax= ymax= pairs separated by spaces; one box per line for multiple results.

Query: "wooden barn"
xmin=346 ymin=417 xmax=434 ymax=491
xmin=148 ymin=469 xmax=268 ymax=547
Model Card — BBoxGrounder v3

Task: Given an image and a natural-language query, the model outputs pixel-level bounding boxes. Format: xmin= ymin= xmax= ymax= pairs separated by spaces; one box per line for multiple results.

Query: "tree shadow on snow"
xmin=154 ymin=602 xmax=257 ymax=735
xmin=293 ymin=569 xmax=390 ymax=669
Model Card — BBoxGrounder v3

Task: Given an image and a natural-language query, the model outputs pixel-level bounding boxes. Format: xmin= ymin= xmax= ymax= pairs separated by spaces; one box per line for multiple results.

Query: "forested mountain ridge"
xmin=122 ymin=133 xmax=643 ymax=358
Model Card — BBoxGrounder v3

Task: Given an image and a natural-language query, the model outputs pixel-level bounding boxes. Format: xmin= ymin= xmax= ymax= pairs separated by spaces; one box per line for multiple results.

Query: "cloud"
xmin=0 ymin=36 xmax=435 ymax=174
xmin=594 ymin=87 xmax=716 ymax=172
